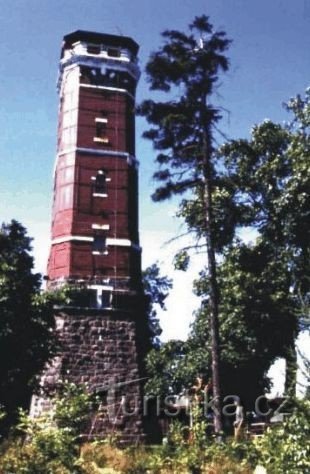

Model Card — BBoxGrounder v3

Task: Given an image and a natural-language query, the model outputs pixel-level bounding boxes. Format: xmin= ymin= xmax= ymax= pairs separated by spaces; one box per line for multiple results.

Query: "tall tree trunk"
xmin=201 ymin=98 xmax=223 ymax=434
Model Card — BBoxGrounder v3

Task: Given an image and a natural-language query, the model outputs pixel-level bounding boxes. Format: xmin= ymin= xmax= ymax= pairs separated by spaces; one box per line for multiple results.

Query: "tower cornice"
xmin=62 ymin=30 xmax=139 ymax=57
xmin=58 ymin=53 xmax=140 ymax=92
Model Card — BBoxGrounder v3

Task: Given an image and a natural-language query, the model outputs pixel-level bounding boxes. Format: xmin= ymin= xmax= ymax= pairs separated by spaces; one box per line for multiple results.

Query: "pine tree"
xmin=139 ymin=15 xmax=231 ymax=433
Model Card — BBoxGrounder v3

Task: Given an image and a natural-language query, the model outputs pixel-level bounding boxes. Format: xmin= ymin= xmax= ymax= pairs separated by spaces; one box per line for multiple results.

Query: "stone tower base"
xmin=30 ymin=308 xmax=147 ymax=444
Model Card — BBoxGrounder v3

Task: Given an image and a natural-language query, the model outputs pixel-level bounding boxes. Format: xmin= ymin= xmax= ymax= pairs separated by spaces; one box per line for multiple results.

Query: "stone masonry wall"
xmin=31 ymin=308 xmax=147 ymax=444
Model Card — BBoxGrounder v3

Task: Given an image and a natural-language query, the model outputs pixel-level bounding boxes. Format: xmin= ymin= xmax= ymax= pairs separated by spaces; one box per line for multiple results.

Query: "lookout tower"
xmin=32 ymin=31 xmax=148 ymax=444
xmin=48 ymin=30 xmax=142 ymax=305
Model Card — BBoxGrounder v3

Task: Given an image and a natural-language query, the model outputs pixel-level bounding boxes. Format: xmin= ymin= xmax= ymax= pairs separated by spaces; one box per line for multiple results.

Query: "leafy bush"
xmin=254 ymin=399 xmax=310 ymax=473
xmin=0 ymin=383 xmax=92 ymax=473
xmin=0 ymin=414 xmax=80 ymax=473
xmin=0 ymin=390 xmax=308 ymax=473
xmin=54 ymin=382 xmax=95 ymax=437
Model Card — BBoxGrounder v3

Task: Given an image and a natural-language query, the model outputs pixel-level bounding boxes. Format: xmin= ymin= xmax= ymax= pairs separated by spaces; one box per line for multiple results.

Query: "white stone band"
xmin=51 ymin=235 xmax=141 ymax=251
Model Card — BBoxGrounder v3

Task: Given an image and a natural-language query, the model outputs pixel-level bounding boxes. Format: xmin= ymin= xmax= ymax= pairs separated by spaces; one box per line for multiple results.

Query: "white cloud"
xmin=141 ymin=229 xmax=202 ymax=341
xmin=267 ymin=332 xmax=310 ymax=398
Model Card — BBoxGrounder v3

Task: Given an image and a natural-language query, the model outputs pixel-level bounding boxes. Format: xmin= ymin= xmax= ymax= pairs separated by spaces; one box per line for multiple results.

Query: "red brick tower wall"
xmin=47 ymin=31 xmax=142 ymax=306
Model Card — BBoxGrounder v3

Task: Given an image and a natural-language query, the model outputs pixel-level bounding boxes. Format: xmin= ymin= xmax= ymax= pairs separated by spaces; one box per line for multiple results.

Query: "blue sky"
xmin=0 ymin=0 xmax=309 ymax=354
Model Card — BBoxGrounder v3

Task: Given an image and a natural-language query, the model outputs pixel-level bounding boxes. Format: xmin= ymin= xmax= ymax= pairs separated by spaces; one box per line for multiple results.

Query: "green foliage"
xmin=0 ymin=383 xmax=93 ymax=473
xmin=81 ymin=441 xmax=134 ymax=473
xmin=147 ymin=89 xmax=310 ymax=406
xmin=190 ymin=403 xmax=208 ymax=448
xmin=140 ymin=15 xmax=234 ymax=433
xmin=0 ymin=220 xmax=65 ymax=431
xmin=173 ymin=249 xmax=190 ymax=271
xmin=218 ymin=90 xmax=310 ymax=390
xmin=146 ymin=242 xmax=299 ymax=406
xmin=1 ymin=397 xmax=308 ymax=473
xmin=123 ymin=417 xmax=253 ymax=473
xmin=139 ymin=15 xmax=233 ymax=252
xmin=190 ymin=241 xmax=299 ymax=405
xmin=17 ymin=410 xmax=78 ymax=471
xmin=142 ymin=263 xmax=172 ymax=347
xmin=145 ymin=340 xmax=191 ymax=396
xmin=53 ymin=383 xmax=95 ymax=437
xmin=254 ymin=399 xmax=310 ymax=473
xmin=220 ymin=90 xmax=310 ymax=303
xmin=0 ymin=440 xmax=58 ymax=474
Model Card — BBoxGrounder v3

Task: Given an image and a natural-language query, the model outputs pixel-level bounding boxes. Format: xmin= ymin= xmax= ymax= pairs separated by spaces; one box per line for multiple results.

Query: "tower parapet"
xmin=59 ymin=31 xmax=140 ymax=92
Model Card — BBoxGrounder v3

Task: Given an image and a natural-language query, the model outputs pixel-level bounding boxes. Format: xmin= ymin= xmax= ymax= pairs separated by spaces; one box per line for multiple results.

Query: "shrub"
xmin=0 ymin=438 xmax=75 ymax=474
xmin=254 ymin=398 xmax=310 ymax=473
xmin=0 ymin=383 xmax=93 ymax=473
xmin=54 ymin=382 xmax=95 ymax=437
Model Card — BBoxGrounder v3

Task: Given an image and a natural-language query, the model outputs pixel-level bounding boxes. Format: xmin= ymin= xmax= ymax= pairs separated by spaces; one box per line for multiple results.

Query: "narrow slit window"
xmin=92 ymin=234 xmax=107 ymax=254
xmin=93 ymin=170 xmax=107 ymax=195
xmin=101 ymin=291 xmax=112 ymax=308
xmin=87 ymin=44 xmax=101 ymax=55
xmin=107 ymin=48 xmax=121 ymax=58
xmin=94 ymin=116 xmax=109 ymax=144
